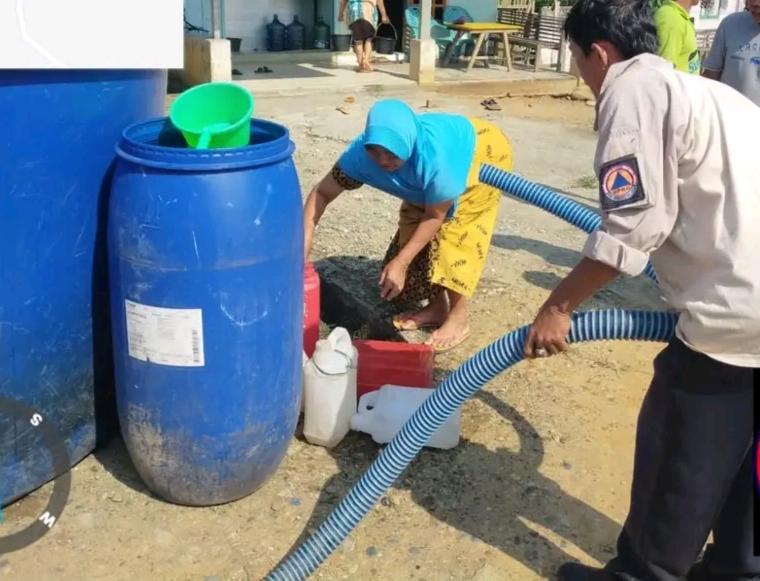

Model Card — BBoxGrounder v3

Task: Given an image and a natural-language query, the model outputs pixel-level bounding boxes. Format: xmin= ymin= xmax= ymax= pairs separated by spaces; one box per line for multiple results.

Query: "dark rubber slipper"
xmin=482 ymin=98 xmax=501 ymax=111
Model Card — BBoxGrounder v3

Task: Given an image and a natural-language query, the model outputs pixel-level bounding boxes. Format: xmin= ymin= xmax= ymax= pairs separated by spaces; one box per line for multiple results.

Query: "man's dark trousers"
xmin=615 ymin=338 xmax=758 ymax=581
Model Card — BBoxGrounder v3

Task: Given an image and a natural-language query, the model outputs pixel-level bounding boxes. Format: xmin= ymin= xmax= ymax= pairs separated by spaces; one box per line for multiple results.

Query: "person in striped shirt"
xmin=338 ymin=0 xmax=390 ymax=72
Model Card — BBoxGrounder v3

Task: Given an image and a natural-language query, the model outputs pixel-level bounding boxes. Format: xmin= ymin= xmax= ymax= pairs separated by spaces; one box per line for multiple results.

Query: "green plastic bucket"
xmin=169 ymin=82 xmax=254 ymax=149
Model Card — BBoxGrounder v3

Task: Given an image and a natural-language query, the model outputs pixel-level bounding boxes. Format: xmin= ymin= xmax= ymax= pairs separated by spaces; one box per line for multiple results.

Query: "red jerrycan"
xmin=352 ymin=340 xmax=435 ymax=403
xmin=304 ymin=262 xmax=321 ymax=357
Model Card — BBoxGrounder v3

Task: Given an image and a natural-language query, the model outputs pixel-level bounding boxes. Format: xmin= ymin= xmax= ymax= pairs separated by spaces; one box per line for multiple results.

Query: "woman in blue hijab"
xmin=303 ymin=99 xmax=513 ymax=352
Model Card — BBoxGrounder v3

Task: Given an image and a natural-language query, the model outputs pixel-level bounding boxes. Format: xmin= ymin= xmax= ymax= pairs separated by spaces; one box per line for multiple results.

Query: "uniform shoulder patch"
xmin=598 ymin=155 xmax=646 ymax=211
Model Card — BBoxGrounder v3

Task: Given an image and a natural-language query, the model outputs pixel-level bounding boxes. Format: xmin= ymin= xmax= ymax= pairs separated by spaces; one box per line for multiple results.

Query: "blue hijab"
xmin=336 ymin=99 xmax=476 ymax=212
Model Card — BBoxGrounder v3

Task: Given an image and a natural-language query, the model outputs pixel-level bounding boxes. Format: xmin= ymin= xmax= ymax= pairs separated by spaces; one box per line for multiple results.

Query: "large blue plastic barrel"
xmin=109 ymin=117 xmax=303 ymax=506
xmin=0 ymin=70 xmax=167 ymax=506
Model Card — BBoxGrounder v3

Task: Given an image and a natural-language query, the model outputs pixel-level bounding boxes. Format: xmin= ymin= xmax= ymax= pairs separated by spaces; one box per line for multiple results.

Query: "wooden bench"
xmin=497 ymin=9 xmax=564 ymax=71
xmin=441 ymin=22 xmax=523 ymax=72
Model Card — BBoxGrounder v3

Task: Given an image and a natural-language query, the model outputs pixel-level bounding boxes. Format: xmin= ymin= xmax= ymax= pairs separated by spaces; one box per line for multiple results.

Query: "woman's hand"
xmin=381 ymin=15 xmax=390 ymax=24
xmin=338 ymin=13 xmax=344 ymax=22
xmin=379 ymin=258 xmax=408 ymax=300
xmin=523 ymin=304 xmax=572 ymax=359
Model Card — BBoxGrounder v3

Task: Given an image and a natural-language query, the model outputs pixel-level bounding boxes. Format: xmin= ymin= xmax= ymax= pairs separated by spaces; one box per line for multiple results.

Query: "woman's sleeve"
xmin=331 ymin=162 xmax=364 ymax=190
xmin=333 ymin=139 xmax=367 ymax=190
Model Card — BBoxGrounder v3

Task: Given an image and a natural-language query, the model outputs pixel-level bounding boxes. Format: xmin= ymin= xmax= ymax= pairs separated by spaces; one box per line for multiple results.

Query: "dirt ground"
xmin=2 ymin=89 xmax=668 ymax=581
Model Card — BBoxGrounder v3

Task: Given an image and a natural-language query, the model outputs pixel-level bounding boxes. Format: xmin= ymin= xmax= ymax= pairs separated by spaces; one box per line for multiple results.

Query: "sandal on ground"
xmin=427 ymin=330 xmax=471 ymax=354
xmin=482 ymin=98 xmax=501 ymax=111
xmin=392 ymin=313 xmax=442 ymax=331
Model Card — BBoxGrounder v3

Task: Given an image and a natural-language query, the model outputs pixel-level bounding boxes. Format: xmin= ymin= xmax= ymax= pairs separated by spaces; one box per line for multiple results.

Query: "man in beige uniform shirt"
xmin=521 ymin=1 xmax=760 ymax=581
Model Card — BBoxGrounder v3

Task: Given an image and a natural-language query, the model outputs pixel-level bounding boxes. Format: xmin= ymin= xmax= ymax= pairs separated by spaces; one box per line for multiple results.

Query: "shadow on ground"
xmin=272 ymin=390 xmax=619 ymax=577
xmin=491 ymin=233 xmax=664 ymax=310
xmin=492 ymin=233 xmax=580 ymax=270
xmin=93 ymin=438 xmax=154 ymax=499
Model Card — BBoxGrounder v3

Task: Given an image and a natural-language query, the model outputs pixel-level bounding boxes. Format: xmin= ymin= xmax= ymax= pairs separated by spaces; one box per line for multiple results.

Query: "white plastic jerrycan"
xmin=303 ymin=338 xmax=357 ymax=448
xmin=350 ymin=384 xmax=462 ymax=450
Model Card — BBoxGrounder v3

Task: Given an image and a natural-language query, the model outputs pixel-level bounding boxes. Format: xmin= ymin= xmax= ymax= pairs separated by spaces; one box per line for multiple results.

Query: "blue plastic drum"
xmin=0 ymin=70 xmax=167 ymax=506
xmin=109 ymin=117 xmax=303 ymax=506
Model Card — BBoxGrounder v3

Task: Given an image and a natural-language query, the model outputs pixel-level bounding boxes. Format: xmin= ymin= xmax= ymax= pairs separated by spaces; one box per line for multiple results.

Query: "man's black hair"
xmin=563 ymin=0 xmax=659 ymax=60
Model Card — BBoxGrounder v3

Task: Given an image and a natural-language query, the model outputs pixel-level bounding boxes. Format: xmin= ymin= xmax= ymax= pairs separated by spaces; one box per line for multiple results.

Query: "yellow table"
xmin=442 ymin=22 xmax=523 ymax=73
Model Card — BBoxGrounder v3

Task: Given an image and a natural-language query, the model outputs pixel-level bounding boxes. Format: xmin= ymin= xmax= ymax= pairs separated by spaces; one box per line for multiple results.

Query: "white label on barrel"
xmin=125 ymin=300 xmax=205 ymax=367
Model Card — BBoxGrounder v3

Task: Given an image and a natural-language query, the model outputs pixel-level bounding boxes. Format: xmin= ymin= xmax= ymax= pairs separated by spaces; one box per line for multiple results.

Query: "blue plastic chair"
xmin=404 ymin=5 xmax=457 ymax=59
xmin=442 ymin=5 xmax=476 ymax=58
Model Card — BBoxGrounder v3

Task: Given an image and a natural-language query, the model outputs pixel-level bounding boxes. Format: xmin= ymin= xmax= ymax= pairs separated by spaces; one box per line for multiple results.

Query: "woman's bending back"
xmin=303 ymin=99 xmax=513 ymax=352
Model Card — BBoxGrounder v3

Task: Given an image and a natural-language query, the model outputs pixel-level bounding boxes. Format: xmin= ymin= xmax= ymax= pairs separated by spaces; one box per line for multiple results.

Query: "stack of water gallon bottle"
xmin=301 ymin=262 xmax=463 ymax=450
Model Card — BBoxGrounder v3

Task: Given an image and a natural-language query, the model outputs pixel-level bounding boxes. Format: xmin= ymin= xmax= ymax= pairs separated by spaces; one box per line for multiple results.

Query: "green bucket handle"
xmin=169 ymin=82 xmax=255 ymax=150
xmin=197 ymin=128 xmax=212 ymax=149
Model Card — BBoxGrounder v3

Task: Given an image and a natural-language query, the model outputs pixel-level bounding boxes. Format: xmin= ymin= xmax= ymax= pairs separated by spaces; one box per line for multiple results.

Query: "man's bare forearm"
xmin=543 ymin=257 xmax=621 ymax=314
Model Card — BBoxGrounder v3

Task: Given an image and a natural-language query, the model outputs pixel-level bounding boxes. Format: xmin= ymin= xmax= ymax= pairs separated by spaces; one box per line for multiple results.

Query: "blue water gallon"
xmin=266 ymin=14 xmax=287 ymax=52
xmin=108 ymin=117 xmax=304 ymax=506
xmin=0 ymin=70 xmax=167 ymax=506
xmin=285 ymin=15 xmax=307 ymax=51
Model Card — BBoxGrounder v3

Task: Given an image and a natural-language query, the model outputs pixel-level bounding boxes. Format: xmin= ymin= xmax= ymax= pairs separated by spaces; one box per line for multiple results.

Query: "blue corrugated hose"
xmin=265 ymin=310 xmax=677 ymax=581
xmin=478 ymin=164 xmax=658 ymax=282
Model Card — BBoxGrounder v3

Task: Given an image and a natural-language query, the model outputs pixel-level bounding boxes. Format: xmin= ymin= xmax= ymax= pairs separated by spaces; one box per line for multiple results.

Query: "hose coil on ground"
xmin=265 ymin=310 xmax=677 ymax=581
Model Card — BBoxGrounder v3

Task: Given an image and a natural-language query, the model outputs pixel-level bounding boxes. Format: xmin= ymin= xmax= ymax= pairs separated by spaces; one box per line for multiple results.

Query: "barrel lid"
xmin=115 ymin=116 xmax=295 ymax=171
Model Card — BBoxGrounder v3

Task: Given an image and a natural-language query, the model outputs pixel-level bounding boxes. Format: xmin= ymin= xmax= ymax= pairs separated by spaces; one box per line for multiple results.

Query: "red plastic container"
xmin=352 ymin=340 xmax=435 ymax=402
xmin=304 ymin=262 xmax=320 ymax=357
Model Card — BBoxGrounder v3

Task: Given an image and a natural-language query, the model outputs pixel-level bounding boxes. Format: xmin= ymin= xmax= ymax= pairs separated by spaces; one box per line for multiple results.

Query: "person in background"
xmin=303 ymin=99 xmax=514 ymax=353
xmin=702 ymin=0 xmax=760 ymax=106
xmin=654 ymin=0 xmax=701 ymax=73
xmin=338 ymin=0 xmax=390 ymax=72
xmin=522 ymin=0 xmax=760 ymax=580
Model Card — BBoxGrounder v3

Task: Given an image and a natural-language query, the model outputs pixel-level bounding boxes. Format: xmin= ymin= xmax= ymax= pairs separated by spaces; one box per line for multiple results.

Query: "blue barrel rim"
xmin=115 ymin=116 xmax=295 ymax=171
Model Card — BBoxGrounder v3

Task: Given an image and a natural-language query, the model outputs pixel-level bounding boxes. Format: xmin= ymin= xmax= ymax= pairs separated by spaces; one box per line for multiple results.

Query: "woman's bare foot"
xmin=363 ymin=60 xmax=375 ymax=71
xmin=393 ymin=295 xmax=448 ymax=330
xmin=427 ymin=314 xmax=470 ymax=353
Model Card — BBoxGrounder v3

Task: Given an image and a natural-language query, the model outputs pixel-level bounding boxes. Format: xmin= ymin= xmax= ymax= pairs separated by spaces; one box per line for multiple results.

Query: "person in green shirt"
xmin=655 ymin=0 xmax=701 ymax=73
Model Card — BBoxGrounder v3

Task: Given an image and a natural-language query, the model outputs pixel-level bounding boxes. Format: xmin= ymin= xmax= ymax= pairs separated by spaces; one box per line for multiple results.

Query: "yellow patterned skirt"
xmin=382 ymin=117 xmax=513 ymax=302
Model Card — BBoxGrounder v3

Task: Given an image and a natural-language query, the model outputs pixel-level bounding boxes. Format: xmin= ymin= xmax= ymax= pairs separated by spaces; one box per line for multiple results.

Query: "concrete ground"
xmin=2 ymin=87 xmax=669 ymax=581
xmin=230 ymin=50 xmax=577 ymax=96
